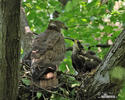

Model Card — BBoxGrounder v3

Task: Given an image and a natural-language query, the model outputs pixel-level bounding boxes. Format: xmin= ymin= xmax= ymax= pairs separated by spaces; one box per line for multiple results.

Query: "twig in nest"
xmin=33 ymin=32 xmax=38 ymax=35
xmin=33 ymin=85 xmax=69 ymax=99
xmin=57 ymin=71 xmax=76 ymax=78
xmin=20 ymin=62 xmax=31 ymax=69
xmin=66 ymin=47 xmax=73 ymax=51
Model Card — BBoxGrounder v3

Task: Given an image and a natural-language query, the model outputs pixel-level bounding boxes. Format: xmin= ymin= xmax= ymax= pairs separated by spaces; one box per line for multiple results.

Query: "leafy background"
xmin=22 ymin=0 xmax=125 ymax=99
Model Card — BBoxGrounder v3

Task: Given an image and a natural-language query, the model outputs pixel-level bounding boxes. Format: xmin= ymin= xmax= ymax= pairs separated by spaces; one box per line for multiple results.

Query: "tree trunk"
xmin=0 ymin=0 xmax=21 ymax=100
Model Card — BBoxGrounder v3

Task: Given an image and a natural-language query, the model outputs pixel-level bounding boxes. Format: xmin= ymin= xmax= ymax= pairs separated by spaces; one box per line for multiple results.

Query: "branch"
xmin=20 ymin=7 xmax=36 ymax=55
xmin=81 ymin=29 xmax=125 ymax=100
xmin=66 ymin=44 xmax=111 ymax=51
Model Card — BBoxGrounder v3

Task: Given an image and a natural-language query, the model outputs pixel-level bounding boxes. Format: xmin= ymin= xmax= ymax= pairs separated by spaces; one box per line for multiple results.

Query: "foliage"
xmin=22 ymin=78 xmax=31 ymax=86
xmin=22 ymin=0 xmax=125 ymax=99
xmin=110 ymin=67 xmax=125 ymax=100
xmin=118 ymin=84 xmax=125 ymax=100
xmin=110 ymin=67 xmax=125 ymax=81
xmin=36 ymin=92 xmax=42 ymax=99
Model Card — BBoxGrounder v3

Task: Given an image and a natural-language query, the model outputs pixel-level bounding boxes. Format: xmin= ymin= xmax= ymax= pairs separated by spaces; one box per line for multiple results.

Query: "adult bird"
xmin=71 ymin=40 xmax=101 ymax=74
xmin=30 ymin=20 xmax=67 ymax=89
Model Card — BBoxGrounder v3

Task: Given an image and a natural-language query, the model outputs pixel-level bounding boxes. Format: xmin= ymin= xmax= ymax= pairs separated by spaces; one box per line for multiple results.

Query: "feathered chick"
xmin=71 ymin=40 xmax=101 ymax=74
xmin=27 ymin=20 xmax=67 ymax=89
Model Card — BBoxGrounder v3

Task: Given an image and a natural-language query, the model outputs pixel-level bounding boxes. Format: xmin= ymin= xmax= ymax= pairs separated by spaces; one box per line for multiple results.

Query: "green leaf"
xmin=37 ymin=92 xmax=42 ymax=99
xmin=103 ymin=25 xmax=113 ymax=33
xmin=65 ymin=1 xmax=73 ymax=12
xmin=110 ymin=67 xmax=125 ymax=80
xmin=72 ymin=0 xmax=79 ymax=6
xmin=22 ymin=78 xmax=31 ymax=86
xmin=21 ymin=48 xmax=23 ymax=55
xmin=108 ymin=0 xmax=115 ymax=11
xmin=121 ymin=13 xmax=125 ymax=22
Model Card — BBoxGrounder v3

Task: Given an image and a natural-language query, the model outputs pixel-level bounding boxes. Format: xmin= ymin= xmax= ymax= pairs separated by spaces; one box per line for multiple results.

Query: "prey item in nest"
xmin=34 ymin=72 xmax=58 ymax=90
xmin=32 ymin=63 xmax=58 ymax=89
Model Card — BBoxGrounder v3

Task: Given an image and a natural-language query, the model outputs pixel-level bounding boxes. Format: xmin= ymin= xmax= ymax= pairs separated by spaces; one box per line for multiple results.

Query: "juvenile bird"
xmin=24 ymin=20 xmax=67 ymax=89
xmin=71 ymin=40 xmax=101 ymax=74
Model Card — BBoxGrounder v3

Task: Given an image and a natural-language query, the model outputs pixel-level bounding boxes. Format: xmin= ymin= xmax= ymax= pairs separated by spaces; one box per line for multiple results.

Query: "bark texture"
xmin=0 ymin=0 xmax=21 ymax=100
xmin=79 ymin=29 xmax=125 ymax=100
xmin=20 ymin=7 xmax=36 ymax=56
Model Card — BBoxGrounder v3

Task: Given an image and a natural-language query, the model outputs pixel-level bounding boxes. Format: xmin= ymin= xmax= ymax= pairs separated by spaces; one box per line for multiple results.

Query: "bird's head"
xmin=48 ymin=20 xmax=68 ymax=32
xmin=72 ymin=40 xmax=84 ymax=53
